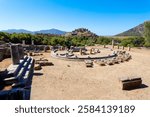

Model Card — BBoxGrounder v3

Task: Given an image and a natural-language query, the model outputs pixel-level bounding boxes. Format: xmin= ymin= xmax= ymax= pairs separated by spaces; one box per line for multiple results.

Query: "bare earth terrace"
xmin=30 ymin=46 xmax=150 ymax=100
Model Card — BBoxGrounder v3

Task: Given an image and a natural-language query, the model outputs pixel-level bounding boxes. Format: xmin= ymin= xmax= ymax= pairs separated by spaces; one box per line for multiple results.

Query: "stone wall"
xmin=0 ymin=48 xmax=4 ymax=61
xmin=23 ymin=45 xmax=50 ymax=51
xmin=0 ymin=46 xmax=11 ymax=61
xmin=0 ymin=44 xmax=35 ymax=100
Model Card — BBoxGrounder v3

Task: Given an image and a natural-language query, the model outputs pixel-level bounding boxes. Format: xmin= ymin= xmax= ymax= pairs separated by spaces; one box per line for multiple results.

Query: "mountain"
xmin=0 ymin=28 xmax=66 ymax=35
xmin=116 ymin=23 xmax=144 ymax=36
xmin=35 ymin=29 xmax=66 ymax=35
xmin=1 ymin=29 xmax=32 ymax=34
xmin=65 ymin=28 xmax=97 ymax=37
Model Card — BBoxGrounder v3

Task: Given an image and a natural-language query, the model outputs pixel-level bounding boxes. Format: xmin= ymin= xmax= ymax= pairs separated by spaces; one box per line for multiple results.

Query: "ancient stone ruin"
xmin=0 ymin=44 xmax=35 ymax=100
xmin=119 ymin=77 xmax=142 ymax=90
xmin=0 ymin=42 xmax=11 ymax=62
xmin=51 ymin=45 xmax=132 ymax=68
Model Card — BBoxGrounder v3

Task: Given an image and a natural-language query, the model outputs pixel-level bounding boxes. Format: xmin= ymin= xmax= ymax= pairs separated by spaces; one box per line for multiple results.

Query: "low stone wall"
xmin=51 ymin=51 xmax=117 ymax=61
xmin=4 ymin=47 xmax=11 ymax=58
xmin=0 ymin=48 xmax=4 ymax=61
xmin=0 ymin=54 xmax=3 ymax=61
xmin=23 ymin=45 xmax=50 ymax=51
xmin=0 ymin=45 xmax=11 ymax=61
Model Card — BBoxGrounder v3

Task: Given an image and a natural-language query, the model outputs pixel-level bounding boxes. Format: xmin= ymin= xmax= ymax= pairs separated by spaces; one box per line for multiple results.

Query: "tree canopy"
xmin=0 ymin=32 xmax=147 ymax=47
xmin=144 ymin=21 xmax=150 ymax=46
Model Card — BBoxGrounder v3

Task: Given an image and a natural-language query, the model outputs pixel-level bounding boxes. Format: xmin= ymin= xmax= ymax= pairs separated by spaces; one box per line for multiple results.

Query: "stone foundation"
xmin=0 ymin=44 xmax=35 ymax=100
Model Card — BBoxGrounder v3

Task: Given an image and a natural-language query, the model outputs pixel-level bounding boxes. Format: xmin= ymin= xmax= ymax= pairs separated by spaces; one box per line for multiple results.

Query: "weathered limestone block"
xmin=106 ymin=59 xmax=114 ymax=65
xmin=18 ymin=45 xmax=24 ymax=59
xmin=44 ymin=46 xmax=47 ymax=52
xmin=10 ymin=45 xmax=20 ymax=65
xmin=0 ymin=48 xmax=5 ymax=61
xmin=85 ymin=60 xmax=93 ymax=67
xmin=28 ymin=52 xmax=33 ymax=56
xmin=4 ymin=77 xmax=18 ymax=85
xmin=117 ymin=45 xmax=120 ymax=49
xmin=22 ymin=40 xmax=25 ymax=46
xmin=128 ymin=46 xmax=131 ymax=51
xmin=97 ymin=60 xmax=106 ymax=66
xmin=34 ymin=64 xmax=42 ymax=70
xmin=12 ymin=82 xmax=25 ymax=88
xmin=31 ymin=40 xmax=34 ymax=45
xmin=119 ymin=77 xmax=142 ymax=90
xmin=80 ymin=49 xmax=83 ymax=55
xmin=4 ymin=47 xmax=11 ymax=58
xmin=38 ymin=61 xmax=53 ymax=66
xmin=112 ymin=39 xmax=114 ymax=48
xmin=90 ymin=48 xmax=93 ymax=54
xmin=103 ymin=44 xmax=106 ymax=48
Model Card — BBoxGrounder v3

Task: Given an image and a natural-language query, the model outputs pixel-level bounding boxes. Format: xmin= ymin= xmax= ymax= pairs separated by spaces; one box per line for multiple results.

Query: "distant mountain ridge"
xmin=1 ymin=28 xmax=66 ymax=35
xmin=35 ymin=29 xmax=66 ymax=35
xmin=116 ymin=23 xmax=144 ymax=36
xmin=1 ymin=29 xmax=32 ymax=34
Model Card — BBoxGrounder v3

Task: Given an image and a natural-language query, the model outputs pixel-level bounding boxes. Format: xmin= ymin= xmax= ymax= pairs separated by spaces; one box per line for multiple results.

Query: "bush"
xmin=120 ymin=37 xmax=145 ymax=47
xmin=96 ymin=36 xmax=112 ymax=45
xmin=144 ymin=21 xmax=150 ymax=44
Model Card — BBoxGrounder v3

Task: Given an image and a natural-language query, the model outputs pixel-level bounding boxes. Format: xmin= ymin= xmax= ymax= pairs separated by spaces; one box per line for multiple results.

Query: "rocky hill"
xmin=116 ymin=23 xmax=144 ymax=36
xmin=65 ymin=28 xmax=97 ymax=37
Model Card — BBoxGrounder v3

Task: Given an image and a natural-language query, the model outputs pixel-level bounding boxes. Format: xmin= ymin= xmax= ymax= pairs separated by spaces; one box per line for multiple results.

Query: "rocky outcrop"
xmin=116 ymin=23 xmax=145 ymax=36
xmin=65 ymin=28 xmax=97 ymax=37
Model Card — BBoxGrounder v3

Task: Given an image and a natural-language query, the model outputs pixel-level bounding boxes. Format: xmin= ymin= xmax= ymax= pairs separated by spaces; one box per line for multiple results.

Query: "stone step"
xmin=16 ymin=58 xmax=34 ymax=82
xmin=0 ymin=88 xmax=30 ymax=100
xmin=6 ymin=56 xmax=28 ymax=77
xmin=12 ymin=82 xmax=25 ymax=88
xmin=6 ymin=64 xmax=19 ymax=77
xmin=3 ymin=77 xmax=18 ymax=85
xmin=4 ymin=57 xmax=33 ymax=84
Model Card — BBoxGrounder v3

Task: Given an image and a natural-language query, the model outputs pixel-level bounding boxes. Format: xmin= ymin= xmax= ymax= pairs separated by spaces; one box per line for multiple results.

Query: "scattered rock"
xmin=34 ymin=64 xmax=42 ymax=70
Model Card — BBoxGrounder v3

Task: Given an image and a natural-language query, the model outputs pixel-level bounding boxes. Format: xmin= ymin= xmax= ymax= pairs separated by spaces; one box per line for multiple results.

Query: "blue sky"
xmin=0 ymin=0 xmax=150 ymax=35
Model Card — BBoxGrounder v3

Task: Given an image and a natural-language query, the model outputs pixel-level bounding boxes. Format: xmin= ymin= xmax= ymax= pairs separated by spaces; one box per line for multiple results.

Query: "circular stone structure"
xmin=51 ymin=47 xmax=118 ymax=61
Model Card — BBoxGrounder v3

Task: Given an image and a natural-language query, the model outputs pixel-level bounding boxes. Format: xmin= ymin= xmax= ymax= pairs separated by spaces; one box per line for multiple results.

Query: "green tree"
xmin=0 ymin=32 xmax=10 ymax=42
xmin=144 ymin=21 xmax=150 ymax=46
xmin=120 ymin=38 xmax=133 ymax=47
xmin=96 ymin=36 xmax=111 ymax=45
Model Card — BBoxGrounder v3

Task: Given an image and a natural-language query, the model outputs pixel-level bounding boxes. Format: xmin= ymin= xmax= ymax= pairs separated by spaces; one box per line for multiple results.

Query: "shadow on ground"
xmin=33 ymin=73 xmax=43 ymax=76
xmin=126 ymin=84 xmax=149 ymax=91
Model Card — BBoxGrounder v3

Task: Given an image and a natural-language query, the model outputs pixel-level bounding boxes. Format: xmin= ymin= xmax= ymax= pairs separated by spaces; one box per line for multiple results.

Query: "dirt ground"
xmin=0 ymin=46 xmax=150 ymax=100
xmin=0 ymin=58 xmax=11 ymax=69
xmin=30 ymin=47 xmax=150 ymax=100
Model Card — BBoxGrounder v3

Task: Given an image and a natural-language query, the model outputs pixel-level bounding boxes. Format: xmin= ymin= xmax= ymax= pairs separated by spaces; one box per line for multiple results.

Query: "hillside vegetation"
xmin=0 ymin=25 xmax=150 ymax=47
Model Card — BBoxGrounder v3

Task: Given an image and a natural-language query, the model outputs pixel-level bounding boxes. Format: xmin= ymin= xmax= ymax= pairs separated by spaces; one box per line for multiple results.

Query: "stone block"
xmin=34 ymin=64 xmax=42 ymax=70
xmin=10 ymin=45 xmax=20 ymax=65
xmin=0 ymin=68 xmax=7 ymax=79
xmin=85 ymin=60 xmax=93 ymax=67
xmin=119 ymin=77 xmax=142 ymax=90
xmin=4 ymin=77 xmax=18 ymax=85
